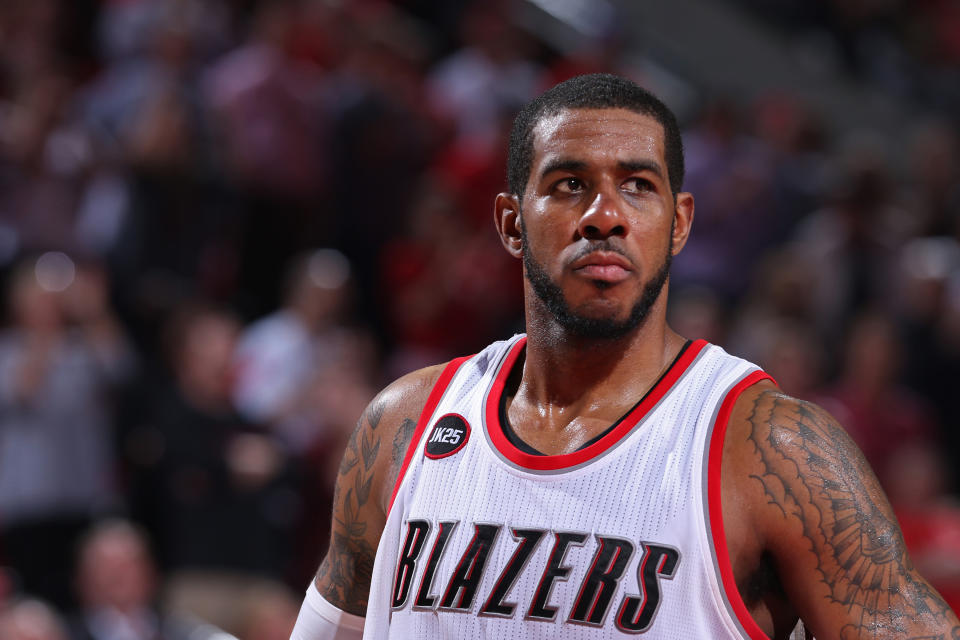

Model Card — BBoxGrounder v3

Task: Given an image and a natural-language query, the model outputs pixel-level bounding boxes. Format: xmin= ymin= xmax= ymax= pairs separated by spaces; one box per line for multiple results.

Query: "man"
xmin=290 ymin=74 xmax=959 ymax=639
xmin=71 ymin=519 xmax=194 ymax=640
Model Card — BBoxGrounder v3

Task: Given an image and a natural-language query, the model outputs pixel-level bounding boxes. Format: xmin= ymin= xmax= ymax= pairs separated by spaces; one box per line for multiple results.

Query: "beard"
xmin=522 ymin=226 xmax=672 ymax=340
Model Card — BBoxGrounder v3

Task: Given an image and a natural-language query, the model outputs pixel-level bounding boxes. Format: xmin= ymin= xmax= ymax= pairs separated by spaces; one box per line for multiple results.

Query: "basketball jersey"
xmin=364 ymin=335 xmax=775 ymax=639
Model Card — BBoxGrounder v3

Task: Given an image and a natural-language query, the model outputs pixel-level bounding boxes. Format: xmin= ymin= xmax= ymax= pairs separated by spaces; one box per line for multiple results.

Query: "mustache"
xmin=568 ymin=241 xmax=634 ymax=266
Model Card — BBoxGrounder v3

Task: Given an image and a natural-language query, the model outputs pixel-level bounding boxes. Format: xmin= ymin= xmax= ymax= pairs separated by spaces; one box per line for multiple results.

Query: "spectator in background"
xmin=233 ymin=582 xmax=299 ymax=640
xmin=0 ymin=63 xmax=94 ymax=259
xmin=896 ymin=235 xmax=960 ymax=491
xmin=203 ymin=0 xmax=324 ymax=201
xmin=886 ymin=445 xmax=960 ymax=615
xmin=99 ymin=7 xmax=237 ymax=326
xmin=232 ymin=249 xmax=364 ymax=454
xmin=119 ymin=302 xmax=298 ymax=633
xmin=902 ymin=119 xmax=960 ymax=238
xmin=666 ymin=286 xmax=727 ymax=347
xmin=79 ymin=0 xmax=227 ymax=276
xmin=426 ymin=2 xmax=542 ymax=145
xmin=749 ymin=319 xmax=824 ymax=400
xmin=0 ymin=598 xmax=69 ymax=640
xmin=0 ymin=255 xmax=135 ymax=609
xmin=671 ymin=98 xmax=780 ymax=299
xmin=790 ymin=135 xmax=908 ymax=342
xmin=815 ymin=311 xmax=939 ymax=490
xmin=232 ymin=249 xmax=381 ymax=588
xmin=748 ymin=92 xmax=829 ymax=232
xmin=70 ymin=519 xmax=194 ymax=640
xmin=726 ymin=247 xmax=820 ymax=357
xmin=203 ymin=0 xmax=327 ymax=316
xmin=380 ymin=176 xmax=523 ymax=376
xmin=323 ymin=4 xmax=439 ymax=338
xmin=0 ymin=565 xmax=14 ymax=610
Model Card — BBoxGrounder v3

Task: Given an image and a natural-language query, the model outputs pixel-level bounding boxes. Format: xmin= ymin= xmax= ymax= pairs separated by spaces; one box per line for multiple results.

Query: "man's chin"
xmin=551 ymin=308 xmax=644 ymax=341
xmin=523 ymin=239 xmax=672 ymax=341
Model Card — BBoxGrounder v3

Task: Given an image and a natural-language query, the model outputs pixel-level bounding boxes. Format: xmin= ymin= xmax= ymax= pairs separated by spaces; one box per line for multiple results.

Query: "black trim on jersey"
xmin=413 ymin=521 xmax=458 ymax=610
xmin=392 ymin=520 xmax=431 ymax=609
xmin=527 ymin=531 xmax=588 ymax=622
xmin=479 ymin=528 xmax=547 ymax=618
xmin=498 ymin=393 xmax=543 ymax=454
xmin=439 ymin=524 xmax=502 ymax=611
xmin=615 ymin=543 xmax=681 ymax=633
xmin=569 ymin=535 xmax=636 ymax=627
xmin=498 ymin=340 xmax=693 ymax=455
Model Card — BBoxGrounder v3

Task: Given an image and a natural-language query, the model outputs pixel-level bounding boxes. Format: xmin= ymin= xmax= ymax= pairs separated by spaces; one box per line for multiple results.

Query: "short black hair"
xmin=507 ymin=73 xmax=685 ymax=197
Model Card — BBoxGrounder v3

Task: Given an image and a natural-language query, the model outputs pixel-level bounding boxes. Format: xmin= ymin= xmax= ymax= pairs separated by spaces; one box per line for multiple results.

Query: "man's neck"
xmin=509 ymin=301 xmax=687 ymax=443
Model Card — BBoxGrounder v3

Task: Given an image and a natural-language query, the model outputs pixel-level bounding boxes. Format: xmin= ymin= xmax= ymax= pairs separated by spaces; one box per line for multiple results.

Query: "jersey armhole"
xmin=706 ymin=369 xmax=776 ymax=640
xmin=387 ymin=355 xmax=473 ymax=513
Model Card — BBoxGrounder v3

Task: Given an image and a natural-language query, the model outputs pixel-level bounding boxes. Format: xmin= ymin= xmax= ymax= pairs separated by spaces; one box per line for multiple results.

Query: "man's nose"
xmin=578 ymin=189 xmax=628 ymax=240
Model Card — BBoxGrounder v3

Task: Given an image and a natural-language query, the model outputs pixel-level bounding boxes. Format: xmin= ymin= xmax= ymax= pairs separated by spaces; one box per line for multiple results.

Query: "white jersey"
xmin=364 ymin=335 xmax=774 ymax=639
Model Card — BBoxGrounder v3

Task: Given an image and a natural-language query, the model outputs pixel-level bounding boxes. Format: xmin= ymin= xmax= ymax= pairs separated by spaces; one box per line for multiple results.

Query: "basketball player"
xmin=290 ymin=74 xmax=960 ymax=639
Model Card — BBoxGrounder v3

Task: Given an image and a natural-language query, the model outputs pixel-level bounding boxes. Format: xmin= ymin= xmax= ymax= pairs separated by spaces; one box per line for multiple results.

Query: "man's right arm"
xmin=311 ymin=363 xmax=448 ymax=616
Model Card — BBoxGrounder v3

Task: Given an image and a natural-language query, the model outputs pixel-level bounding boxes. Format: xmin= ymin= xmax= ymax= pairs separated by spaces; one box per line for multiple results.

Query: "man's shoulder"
xmin=374 ymin=362 xmax=451 ymax=426
xmin=363 ymin=336 xmax=523 ymax=508
xmin=359 ymin=360 xmax=462 ymax=512
xmin=722 ymin=380 xmax=889 ymax=549
xmin=725 ymin=382 xmax=849 ymax=470
xmin=727 ymin=383 xmax=842 ymax=443
xmin=375 ymin=334 xmax=523 ymax=419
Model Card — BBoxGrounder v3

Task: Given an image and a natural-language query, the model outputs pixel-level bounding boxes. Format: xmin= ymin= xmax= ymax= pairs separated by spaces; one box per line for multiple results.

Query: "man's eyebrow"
xmin=619 ymin=160 xmax=665 ymax=178
xmin=539 ymin=158 xmax=588 ymax=179
xmin=538 ymin=158 xmax=666 ymax=181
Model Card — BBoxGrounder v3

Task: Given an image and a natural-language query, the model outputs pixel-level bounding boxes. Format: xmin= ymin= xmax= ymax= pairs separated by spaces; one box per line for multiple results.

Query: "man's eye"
xmin=624 ymin=178 xmax=653 ymax=192
xmin=555 ymin=178 xmax=583 ymax=193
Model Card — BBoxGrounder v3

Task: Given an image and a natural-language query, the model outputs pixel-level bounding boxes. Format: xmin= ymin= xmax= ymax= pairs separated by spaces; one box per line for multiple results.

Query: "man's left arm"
xmin=733 ymin=386 xmax=959 ymax=639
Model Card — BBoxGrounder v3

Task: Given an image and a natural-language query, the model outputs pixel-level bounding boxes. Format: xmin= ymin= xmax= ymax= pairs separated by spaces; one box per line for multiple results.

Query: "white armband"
xmin=290 ymin=582 xmax=365 ymax=640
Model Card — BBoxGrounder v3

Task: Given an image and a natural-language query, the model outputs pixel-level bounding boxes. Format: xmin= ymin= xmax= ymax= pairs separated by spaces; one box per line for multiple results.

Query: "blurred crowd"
xmin=0 ymin=0 xmax=958 ymax=637
xmin=736 ymin=0 xmax=960 ymax=114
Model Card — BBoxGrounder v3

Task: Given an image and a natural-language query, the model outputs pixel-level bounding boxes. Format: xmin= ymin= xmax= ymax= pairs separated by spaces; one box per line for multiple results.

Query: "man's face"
xmin=514 ymin=108 xmax=686 ymax=338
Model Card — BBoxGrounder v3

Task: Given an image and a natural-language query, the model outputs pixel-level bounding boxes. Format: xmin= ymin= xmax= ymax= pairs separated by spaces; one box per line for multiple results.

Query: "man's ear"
xmin=494 ymin=192 xmax=523 ymax=259
xmin=670 ymin=192 xmax=694 ymax=255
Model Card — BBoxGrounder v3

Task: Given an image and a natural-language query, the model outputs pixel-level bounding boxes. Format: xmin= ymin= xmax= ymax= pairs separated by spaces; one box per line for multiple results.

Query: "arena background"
xmin=0 ymin=0 xmax=958 ymax=638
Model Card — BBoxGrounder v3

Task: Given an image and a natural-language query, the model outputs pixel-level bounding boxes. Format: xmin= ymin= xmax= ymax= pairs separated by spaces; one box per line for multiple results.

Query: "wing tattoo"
xmin=745 ymin=391 xmax=955 ymax=637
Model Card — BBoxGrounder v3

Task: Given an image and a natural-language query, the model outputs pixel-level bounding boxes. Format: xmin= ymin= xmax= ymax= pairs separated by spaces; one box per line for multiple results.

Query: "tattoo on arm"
xmin=317 ymin=398 xmax=386 ymax=615
xmin=390 ymin=417 xmax=417 ymax=479
xmin=905 ymin=629 xmax=960 ymax=640
xmin=746 ymin=391 xmax=957 ymax=637
xmin=317 ymin=398 xmax=423 ymax=616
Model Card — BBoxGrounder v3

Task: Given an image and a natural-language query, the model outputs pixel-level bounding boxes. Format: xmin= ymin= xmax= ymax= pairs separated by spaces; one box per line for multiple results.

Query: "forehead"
xmin=530 ymin=107 xmax=666 ymax=167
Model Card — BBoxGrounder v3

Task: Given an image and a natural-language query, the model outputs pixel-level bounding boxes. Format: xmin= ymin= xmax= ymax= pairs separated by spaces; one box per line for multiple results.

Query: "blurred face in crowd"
xmin=498 ymin=108 xmax=693 ymax=339
xmin=844 ymin=313 xmax=901 ymax=390
xmin=76 ymin=524 xmax=156 ymax=613
xmin=0 ymin=600 xmax=68 ymax=640
xmin=286 ymin=250 xmax=352 ymax=330
xmin=240 ymin=588 xmax=299 ymax=640
xmin=9 ymin=271 xmax=63 ymax=333
xmin=174 ymin=311 xmax=240 ymax=406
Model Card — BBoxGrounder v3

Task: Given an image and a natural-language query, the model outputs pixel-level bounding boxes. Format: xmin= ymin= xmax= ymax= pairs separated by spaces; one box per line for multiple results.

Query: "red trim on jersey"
xmin=486 ymin=338 xmax=709 ymax=471
xmin=707 ymin=370 xmax=776 ymax=640
xmin=388 ymin=355 xmax=473 ymax=513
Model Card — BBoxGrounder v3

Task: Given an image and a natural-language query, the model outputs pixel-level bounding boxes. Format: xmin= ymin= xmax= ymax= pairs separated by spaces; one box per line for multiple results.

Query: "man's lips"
xmin=571 ymin=252 xmax=634 ymax=283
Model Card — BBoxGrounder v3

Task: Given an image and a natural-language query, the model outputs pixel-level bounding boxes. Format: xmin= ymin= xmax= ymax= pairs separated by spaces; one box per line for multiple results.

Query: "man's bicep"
xmin=313 ymin=364 xmax=445 ymax=617
xmin=745 ymin=391 xmax=959 ymax=638
xmin=314 ymin=396 xmax=392 ymax=615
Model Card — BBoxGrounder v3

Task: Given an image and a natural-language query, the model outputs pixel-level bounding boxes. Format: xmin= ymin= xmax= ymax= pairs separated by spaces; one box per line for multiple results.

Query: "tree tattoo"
xmin=390 ymin=417 xmax=417 ymax=480
xmin=317 ymin=395 xmax=423 ymax=616
xmin=317 ymin=398 xmax=386 ymax=614
xmin=745 ymin=390 xmax=957 ymax=637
